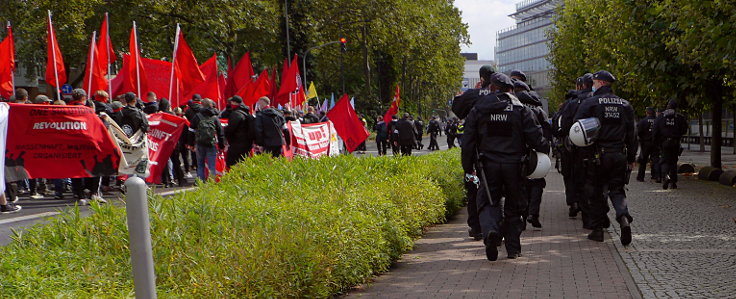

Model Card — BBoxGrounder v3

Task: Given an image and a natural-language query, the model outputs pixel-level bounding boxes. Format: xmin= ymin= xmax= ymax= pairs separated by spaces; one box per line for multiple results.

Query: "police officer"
xmin=574 ymin=71 xmax=635 ymax=246
xmin=556 ymin=74 xmax=593 ymax=220
xmin=452 ymin=65 xmax=495 ymax=240
xmin=427 ymin=116 xmax=441 ymax=151
xmin=514 ymin=79 xmax=551 ymax=229
xmin=636 ymin=107 xmax=658 ymax=182
xmin=652 ymin=100 xmax=688 ymax=189
xmin=463 ymin=73 xmax=549 ymax=261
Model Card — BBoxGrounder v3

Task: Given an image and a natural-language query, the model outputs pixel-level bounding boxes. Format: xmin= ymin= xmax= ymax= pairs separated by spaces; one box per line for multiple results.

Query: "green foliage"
xmin=0 ymin=149 xmax=464 ymax=297
xmin=0 ymin=0 xmax=468 ymax=119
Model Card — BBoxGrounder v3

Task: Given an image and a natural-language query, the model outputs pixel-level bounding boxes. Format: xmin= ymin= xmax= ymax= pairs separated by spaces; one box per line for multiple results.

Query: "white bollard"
xmin=124 ymin=176 xmax=157 ymax=299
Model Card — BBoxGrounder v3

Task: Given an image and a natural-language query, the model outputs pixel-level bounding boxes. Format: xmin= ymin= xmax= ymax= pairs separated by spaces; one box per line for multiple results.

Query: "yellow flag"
xmin=306 ymin=82 xmax=318 ymax=100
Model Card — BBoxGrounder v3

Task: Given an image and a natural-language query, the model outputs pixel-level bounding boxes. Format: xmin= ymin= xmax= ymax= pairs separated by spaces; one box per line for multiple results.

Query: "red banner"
xmin=5 ymin=104 xmax=121 ymax=180
xmin=144 ymin=112 xmax=187 ymax=184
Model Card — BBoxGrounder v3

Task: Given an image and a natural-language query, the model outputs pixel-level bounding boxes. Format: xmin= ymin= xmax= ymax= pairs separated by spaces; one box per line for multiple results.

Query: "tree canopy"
xmin=0 ymin=0 xmax=469 ymax=119
xmin=548 ymin=0 xmax=735 ymax=168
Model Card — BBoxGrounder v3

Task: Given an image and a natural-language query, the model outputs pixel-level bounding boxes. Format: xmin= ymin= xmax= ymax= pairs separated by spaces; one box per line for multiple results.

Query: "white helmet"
xmin=526 ymin=151 xmax=552 ymax=179
xmin=569 ymin=117 xmax=601 ymax=147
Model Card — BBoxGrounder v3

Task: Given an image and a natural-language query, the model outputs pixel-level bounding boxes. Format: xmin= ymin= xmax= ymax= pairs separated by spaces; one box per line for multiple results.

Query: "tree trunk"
xmin=362 ymin=24 xmax=370 ymax=103
xmin=699 ymin=114 xmax=705 ymax=152
xmin=733 ymin=105 xmax=735 ymax=154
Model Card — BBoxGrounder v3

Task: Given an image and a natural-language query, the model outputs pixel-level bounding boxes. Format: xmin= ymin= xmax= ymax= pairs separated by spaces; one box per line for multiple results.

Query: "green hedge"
xmin=0 ymin=149 xmax=463 ymax=298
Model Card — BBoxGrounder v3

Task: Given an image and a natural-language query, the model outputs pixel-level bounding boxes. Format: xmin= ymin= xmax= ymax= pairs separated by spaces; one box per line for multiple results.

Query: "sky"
xmin=454 ymin=0 xmax=518 ymax=61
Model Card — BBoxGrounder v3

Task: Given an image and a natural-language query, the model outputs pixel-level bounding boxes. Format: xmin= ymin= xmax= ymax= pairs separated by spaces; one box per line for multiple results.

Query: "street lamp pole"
xmin=302 ymin=40 xmax=341 ymax=87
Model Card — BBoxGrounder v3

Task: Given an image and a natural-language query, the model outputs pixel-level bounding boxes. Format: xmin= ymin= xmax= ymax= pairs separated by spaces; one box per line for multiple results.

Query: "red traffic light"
xmin=339 ymin=37 xmax=347 ymax=43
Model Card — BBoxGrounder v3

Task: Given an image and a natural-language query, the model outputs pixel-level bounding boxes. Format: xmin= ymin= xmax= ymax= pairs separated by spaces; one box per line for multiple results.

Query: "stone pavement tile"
xmin=609 ymin=170 xmax=736 ymax=298
xmin=345 ymin=172 xmax=635 ymax=298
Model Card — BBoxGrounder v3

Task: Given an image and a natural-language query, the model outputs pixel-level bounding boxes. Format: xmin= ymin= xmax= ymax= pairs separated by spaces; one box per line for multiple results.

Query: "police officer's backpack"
xmin=196 ymin=116 xmax=218 ymax=147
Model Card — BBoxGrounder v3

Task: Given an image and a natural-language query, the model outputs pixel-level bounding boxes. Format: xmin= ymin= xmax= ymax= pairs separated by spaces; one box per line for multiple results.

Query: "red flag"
xmin=276 ymin=54 xmax=300 ymax=106
xmin=126 ymin=23 xmax=148 ymax=97
xmin=327 ymin=94 xmax=370 ymax=153
xmin=173 ymin=28 xmax=205 ymax=96
xmin=218 ymin=73 xmax=226 ymax=102
xmin=225 ymin=52 xmax=254 ymax=98
xmin=45 ymin=11 xmax=66 ymax=92
xmin=383 ymin=84 xmax=401 ymax=123
xmin=184 ymin=53 xmax=221 ymax=108
xmin=245 ymin=69 xmax=271 ymax=110
xmin=0 ymin=23 xmax=15 ymax=99
xmin=83 ymin=32 xmax=107 ymax=97
xmin=145 ymin=112 xmax=187 ymax=184
xmin=97 ymin=13 xmax=116 ymax=65
xmin=113 ymin=55 xmax=174 ymax=101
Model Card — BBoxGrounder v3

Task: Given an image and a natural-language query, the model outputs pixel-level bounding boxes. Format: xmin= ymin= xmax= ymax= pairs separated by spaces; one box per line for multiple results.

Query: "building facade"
xmin=495 ymin=0 xmax=560 ymax=104
xmin=460 ymin=53 xmax=494 ymax=92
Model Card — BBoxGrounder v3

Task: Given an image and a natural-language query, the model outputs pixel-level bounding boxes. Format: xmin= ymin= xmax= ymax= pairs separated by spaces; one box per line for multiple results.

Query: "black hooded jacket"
xmin=574 ymin=85 xmax=637 ymax=163
xmin=452 ymin=88 xmax=494 ymax=119
xmin=225 ymin=104 xmax=255 ymax=146
xmin=462 ymin=92 xmax=548 ymax=173
xmin=119 ymin=105 xmax=149 ymax=137
xmin=255 ymin=107 xmax=286 ymax=147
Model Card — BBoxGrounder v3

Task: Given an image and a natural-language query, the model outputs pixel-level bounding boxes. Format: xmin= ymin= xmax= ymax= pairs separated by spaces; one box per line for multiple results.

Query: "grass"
xmin=0 ymin=149 xmax=463 ymax=298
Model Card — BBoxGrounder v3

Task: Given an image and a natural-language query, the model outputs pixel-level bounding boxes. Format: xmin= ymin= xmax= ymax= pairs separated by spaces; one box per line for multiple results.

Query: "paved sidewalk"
xmin=348 ymin=172 xmax=638 ymax=298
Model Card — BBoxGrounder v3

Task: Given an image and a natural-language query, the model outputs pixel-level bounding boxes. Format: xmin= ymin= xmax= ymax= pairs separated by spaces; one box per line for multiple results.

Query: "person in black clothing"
xmin=514 ymin=79 xmax=552 ymax=229
xmin=652 ymin=100 xmax=688 ymax=189
xmin=120 ymin=92 xmax=150 ymax=137
xmin=636 ymin=107 xmax=659 ymax=182
xmin=555 ymin=74 xmax=593 ymax=221
xmin=574 ymin=70 xmax=635 ymax=246
xmin=388 ymin=115 xmax=400 ymax=155
xmin=189 ymin=99 xmax=225 ymax=181
xmin=254 ymin=97 xmax=287 ymax=157
xmin=427 ymin=116 xmax=441 ymax=151
xmin=374 ymin=115 xmax=389 ymax=156
xmin=224 ymin=96 xmax=255 ymax=167
xmin=463 ymin=73 xmax=549 ymax=261
xmin=172 ymin=107 xmax=190 ymax=185
xmin=93 ymin=90 xmax=113 ymax=116
xmin=303 ymin=106 xmax=320 ymax=124
xmin=445 ymin=119 xmax=458 ymax=148
xmin=110 ymin=101 xmax=124 ymax=125
xmin=396 ymin=113 xmax=417 ymax=156
xmin=414 ymin=117 xmax=424 ymax=150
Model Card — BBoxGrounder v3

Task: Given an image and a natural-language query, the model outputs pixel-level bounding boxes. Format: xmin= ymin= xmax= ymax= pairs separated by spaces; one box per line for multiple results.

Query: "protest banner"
xmin=144 ymin=112 xmax=186 ymax=184
xmin=104 ymin=114 xmax=149 ymax=177
xmin=0 ymin=103 xmax=8 ymax=194
xmin=288 ymin=120 xmax=339 ymax=158
xmin=5 ymin=104 xmax=121 ymax=180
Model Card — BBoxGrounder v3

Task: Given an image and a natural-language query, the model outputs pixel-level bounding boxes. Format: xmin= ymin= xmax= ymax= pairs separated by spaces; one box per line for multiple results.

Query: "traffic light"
xmin=340 ymin=37 xmax=347 ymax=53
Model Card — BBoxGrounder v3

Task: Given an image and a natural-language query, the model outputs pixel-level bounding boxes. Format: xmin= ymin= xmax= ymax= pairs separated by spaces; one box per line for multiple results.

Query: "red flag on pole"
xmin=97 ymin=13 xmax=115 ymax=97
xmin=227 ymin=52 xmax=254 ymax=96
xmin=276 ymin=54 xmax=299 ymax=106
xmin=327 ymin=94 xmax=370 ymax=153
xmin=269 ymin=62 xmax=281 ymax=102
xmin=127 ymin=22 xmax=148 ymax=97
xmin=244 ymin=69 xmax=271 ymax=110
xmin=172 ymin=27 xmax=205 ymax=96
xmin=0 ymin=22 xmax=15 ymax=99
xmin=46 ymin=11 xmax=66 ymax=100
xmin=184 ymin=53 xmax=221 ymax=108
xmin=83 ymin=31 xmax=107 ymax=97
xmin=383 ymin=84 xmax=401 ymax=123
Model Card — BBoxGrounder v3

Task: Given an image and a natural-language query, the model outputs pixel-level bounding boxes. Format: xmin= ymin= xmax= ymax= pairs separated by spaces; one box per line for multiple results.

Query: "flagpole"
xmin=133 ymin=21 xmax=141 ymax=97
xmin=87 ymin=31 xmax=97 ymax=96
xmin=168 ymin=23 xmax=180 ymax=102
xmin=7 ymin=21 xmax=14 ymax=98
xmin=48 ymin=11 xmax=61 ymax=102
xmin=105 ymin=13 xmax=112 ymax=98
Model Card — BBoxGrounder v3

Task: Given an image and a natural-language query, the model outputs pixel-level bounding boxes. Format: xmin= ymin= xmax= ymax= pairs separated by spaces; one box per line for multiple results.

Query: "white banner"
xmin=289 ymin=120 xmax=340 ymax=158
xmin=103 ymin=114 xmax=150 ymax=177
xmin=0 ymin=103 xmax=8 ymax=194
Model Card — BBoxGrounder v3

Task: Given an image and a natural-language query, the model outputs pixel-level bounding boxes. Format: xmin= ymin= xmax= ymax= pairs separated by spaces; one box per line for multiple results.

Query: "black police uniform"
xmin=445 ymin=120 xmax=458 ymax=148
xmin=463 ymin=89 xmax=548 ymax=260
xmin=516 ymin=89 xmax=551 ymax=227
xmin=652 ymin=102 xmax=688 ymax=189
xmin=574 ymin=83 xmax=635 ymax=242
xmin=427 ymin=119 xmax=441 ymax=150
xmin=636 ymin=112 xmax=658 ymax=181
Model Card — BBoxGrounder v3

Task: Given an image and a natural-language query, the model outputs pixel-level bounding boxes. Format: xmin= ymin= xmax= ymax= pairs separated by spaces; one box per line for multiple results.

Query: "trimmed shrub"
xmin=0 ymin=149 xmax=463 ymax=298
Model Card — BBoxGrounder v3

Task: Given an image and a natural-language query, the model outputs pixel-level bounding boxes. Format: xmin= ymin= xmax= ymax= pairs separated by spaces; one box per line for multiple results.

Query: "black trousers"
xmin=400 ymin=144 xmax=413 ymax=156
xmin=465 ymin=180 xmax=480 ymax=232
xmin=637 ymin=140 xmax=656 ymax=180
xmin=525 ymin=178 xmax=546 ymax=217
xmin=429 ymin=133 xmax=439 ymax=150
xmin=447 ymin=135 xmax=456 ymax=148
xmin=561 ymin=148 xmax=584 ymax=207
xmin=581 ymin=151 xmax=632 ymax=229
xmin=226 ymin=144 xmax=252 ymax=168
xmin=170 ymin=148 xmax=185 ymax=186
xmin=661 ymin=139 xmax=680 ymax=183
xmin=264 ymin=146 xmax=282 ymax=158
xmin=377 ymin=139 xmax=389 ymax=156
xmin=477 ymin=161 xmax=525 ymax=254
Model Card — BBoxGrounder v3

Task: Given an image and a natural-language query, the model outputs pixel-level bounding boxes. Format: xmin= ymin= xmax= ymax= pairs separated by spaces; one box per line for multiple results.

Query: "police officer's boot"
xmin=484 ymin=232 xmax=501 ymax=261
xmin=662 ymin=175 xmax=670 ymax=190
xmin=619 ymin=216 xmax=632 ymax=246
xmin=468 ymin=228 xmax=482 ymax=241
xmin=568 ymin=202 xmax=580 ymax=218
xmin=587 ymin=228 xmax=604 ymax=242
xmin=528 ymin=215 xmax=542 ymax=229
